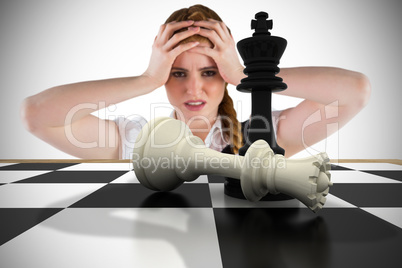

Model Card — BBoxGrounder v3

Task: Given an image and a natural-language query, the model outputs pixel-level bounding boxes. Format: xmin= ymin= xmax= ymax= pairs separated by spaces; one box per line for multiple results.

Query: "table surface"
xmin=0 ymin=160 xmax=401 ymax=268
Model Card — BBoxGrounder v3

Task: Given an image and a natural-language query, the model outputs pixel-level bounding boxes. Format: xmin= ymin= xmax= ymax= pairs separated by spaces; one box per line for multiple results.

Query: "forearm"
xmin=276 ymin=67 xmax=370 ymax=107
xmin=22 ymin=75 xmax=158 ymax=129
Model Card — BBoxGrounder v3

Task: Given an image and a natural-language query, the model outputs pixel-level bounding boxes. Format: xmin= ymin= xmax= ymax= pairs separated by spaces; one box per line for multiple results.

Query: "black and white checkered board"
xmin=0 ymin=162 xmax=401 ymax=267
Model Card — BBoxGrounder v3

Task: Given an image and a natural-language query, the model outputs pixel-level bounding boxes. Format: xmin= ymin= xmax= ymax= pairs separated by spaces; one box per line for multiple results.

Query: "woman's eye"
xmin=203 ymin=70 xmax=216 ymax=77
xmin=172 ymin=72 xmax=186 ymax=78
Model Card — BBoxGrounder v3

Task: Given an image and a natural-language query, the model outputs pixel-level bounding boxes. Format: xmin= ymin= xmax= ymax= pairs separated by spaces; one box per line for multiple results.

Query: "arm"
xmin=20 ymin=75 xmax=159 ymax=159
xmin=20 ymin=20 xmax=201 ymax=159
xmin=275 ymin=66 xmax=371 ymax=157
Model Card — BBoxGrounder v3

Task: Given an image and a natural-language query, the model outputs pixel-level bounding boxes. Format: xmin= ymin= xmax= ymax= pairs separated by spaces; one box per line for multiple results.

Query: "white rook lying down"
xmin=132 ymin=117 xmax=332 ymax=212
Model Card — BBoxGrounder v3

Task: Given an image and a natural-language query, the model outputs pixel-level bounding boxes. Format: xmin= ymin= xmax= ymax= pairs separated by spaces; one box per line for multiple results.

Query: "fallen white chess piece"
xmin=132 ymin=117 xmax=332 ymax=212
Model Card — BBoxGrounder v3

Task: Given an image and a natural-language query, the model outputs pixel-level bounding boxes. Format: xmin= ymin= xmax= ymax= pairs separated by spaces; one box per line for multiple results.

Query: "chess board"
xmin=0 ymin=161 xmax=401 ymax=267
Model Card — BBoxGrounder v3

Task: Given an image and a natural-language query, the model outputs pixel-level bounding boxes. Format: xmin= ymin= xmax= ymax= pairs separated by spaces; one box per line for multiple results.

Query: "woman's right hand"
xmin=142 ymin=20 xmax=201 ymax=89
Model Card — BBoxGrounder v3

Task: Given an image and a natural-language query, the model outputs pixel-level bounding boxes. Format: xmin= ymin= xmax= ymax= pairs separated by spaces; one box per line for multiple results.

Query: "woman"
xmin=20 ymin=4 xmax=371 ymax=159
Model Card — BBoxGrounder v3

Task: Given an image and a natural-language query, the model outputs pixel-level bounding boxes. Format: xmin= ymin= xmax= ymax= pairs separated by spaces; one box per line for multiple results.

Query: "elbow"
xmin=353 ymin=73 xmax=371 ymax=110
xmin=342 ymin=71 xmax=371 ymax=111
xmin=20 ymin=97 xmax=40 ymax=133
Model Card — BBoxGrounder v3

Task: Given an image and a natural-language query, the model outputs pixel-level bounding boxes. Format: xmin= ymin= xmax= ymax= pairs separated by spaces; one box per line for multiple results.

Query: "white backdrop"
xmin=1 ymin=0 xmax=401 ymax=159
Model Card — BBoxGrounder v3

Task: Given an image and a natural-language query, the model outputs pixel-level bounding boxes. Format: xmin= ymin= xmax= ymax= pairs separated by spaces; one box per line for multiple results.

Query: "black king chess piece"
xmin=224 ymin=11 xmax=292 ymax=201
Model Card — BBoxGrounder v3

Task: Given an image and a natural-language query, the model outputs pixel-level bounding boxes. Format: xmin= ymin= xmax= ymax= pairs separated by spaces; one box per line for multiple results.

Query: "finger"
xmin=160 ymin=20 xmax=194 ymax=43
xmin=193 ymin=19 xmax=229 ymax=42
xmin=207 ymin=19 xmax=232 ymax=42
xmin=153 ymin=24 xmax=167 ymax=43
xmin=157 ymin=23 xmax=167 ymax=38
xmin=164 ymin=26 xmax=201 ymax=50
xmin=187 ymin=45 xmax=217 ymax=59
xmin=170 ymin=41 xmax=200 ymax=58
xmin=196 ymin=28 xmax=224 ymax=48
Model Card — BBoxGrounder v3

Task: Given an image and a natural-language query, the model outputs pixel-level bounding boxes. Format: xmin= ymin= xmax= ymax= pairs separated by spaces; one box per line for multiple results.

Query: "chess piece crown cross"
xmin=251 ymin=11 xmax=273 ymax=36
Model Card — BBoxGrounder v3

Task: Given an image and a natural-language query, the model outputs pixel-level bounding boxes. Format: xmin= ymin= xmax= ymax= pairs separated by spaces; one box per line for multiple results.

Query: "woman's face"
xmin=165 ymin=42 xmax=225 ymax=123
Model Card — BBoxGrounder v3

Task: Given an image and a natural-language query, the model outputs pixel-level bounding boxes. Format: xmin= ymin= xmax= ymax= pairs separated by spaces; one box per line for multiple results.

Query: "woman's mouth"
xmin=184 ymin=100 xmax=206 ymax=111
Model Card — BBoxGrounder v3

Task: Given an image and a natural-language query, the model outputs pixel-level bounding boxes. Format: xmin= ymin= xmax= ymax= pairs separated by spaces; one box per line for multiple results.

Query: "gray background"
xmin=1 ymin=0 xmax=401 ymax=159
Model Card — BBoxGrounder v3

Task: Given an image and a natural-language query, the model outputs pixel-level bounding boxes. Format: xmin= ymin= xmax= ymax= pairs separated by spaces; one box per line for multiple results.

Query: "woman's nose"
xmin=185 ymin=75 xmax=203 ymax=96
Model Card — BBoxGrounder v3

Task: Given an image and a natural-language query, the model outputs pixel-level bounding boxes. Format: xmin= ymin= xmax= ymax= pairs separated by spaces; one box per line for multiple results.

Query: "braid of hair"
xmin=218 ymin=85 xmax=243 ymax=154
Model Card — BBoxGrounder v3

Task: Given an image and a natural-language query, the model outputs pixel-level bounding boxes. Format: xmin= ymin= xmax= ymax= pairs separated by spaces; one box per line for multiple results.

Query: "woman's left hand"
xmin=190 ymin=19 xmax=245 ymax=86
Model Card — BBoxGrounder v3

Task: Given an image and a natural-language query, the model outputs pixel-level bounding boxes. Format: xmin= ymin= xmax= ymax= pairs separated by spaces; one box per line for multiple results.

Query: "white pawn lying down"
xmin=132 ymin=117 xmax=332 ymax=212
